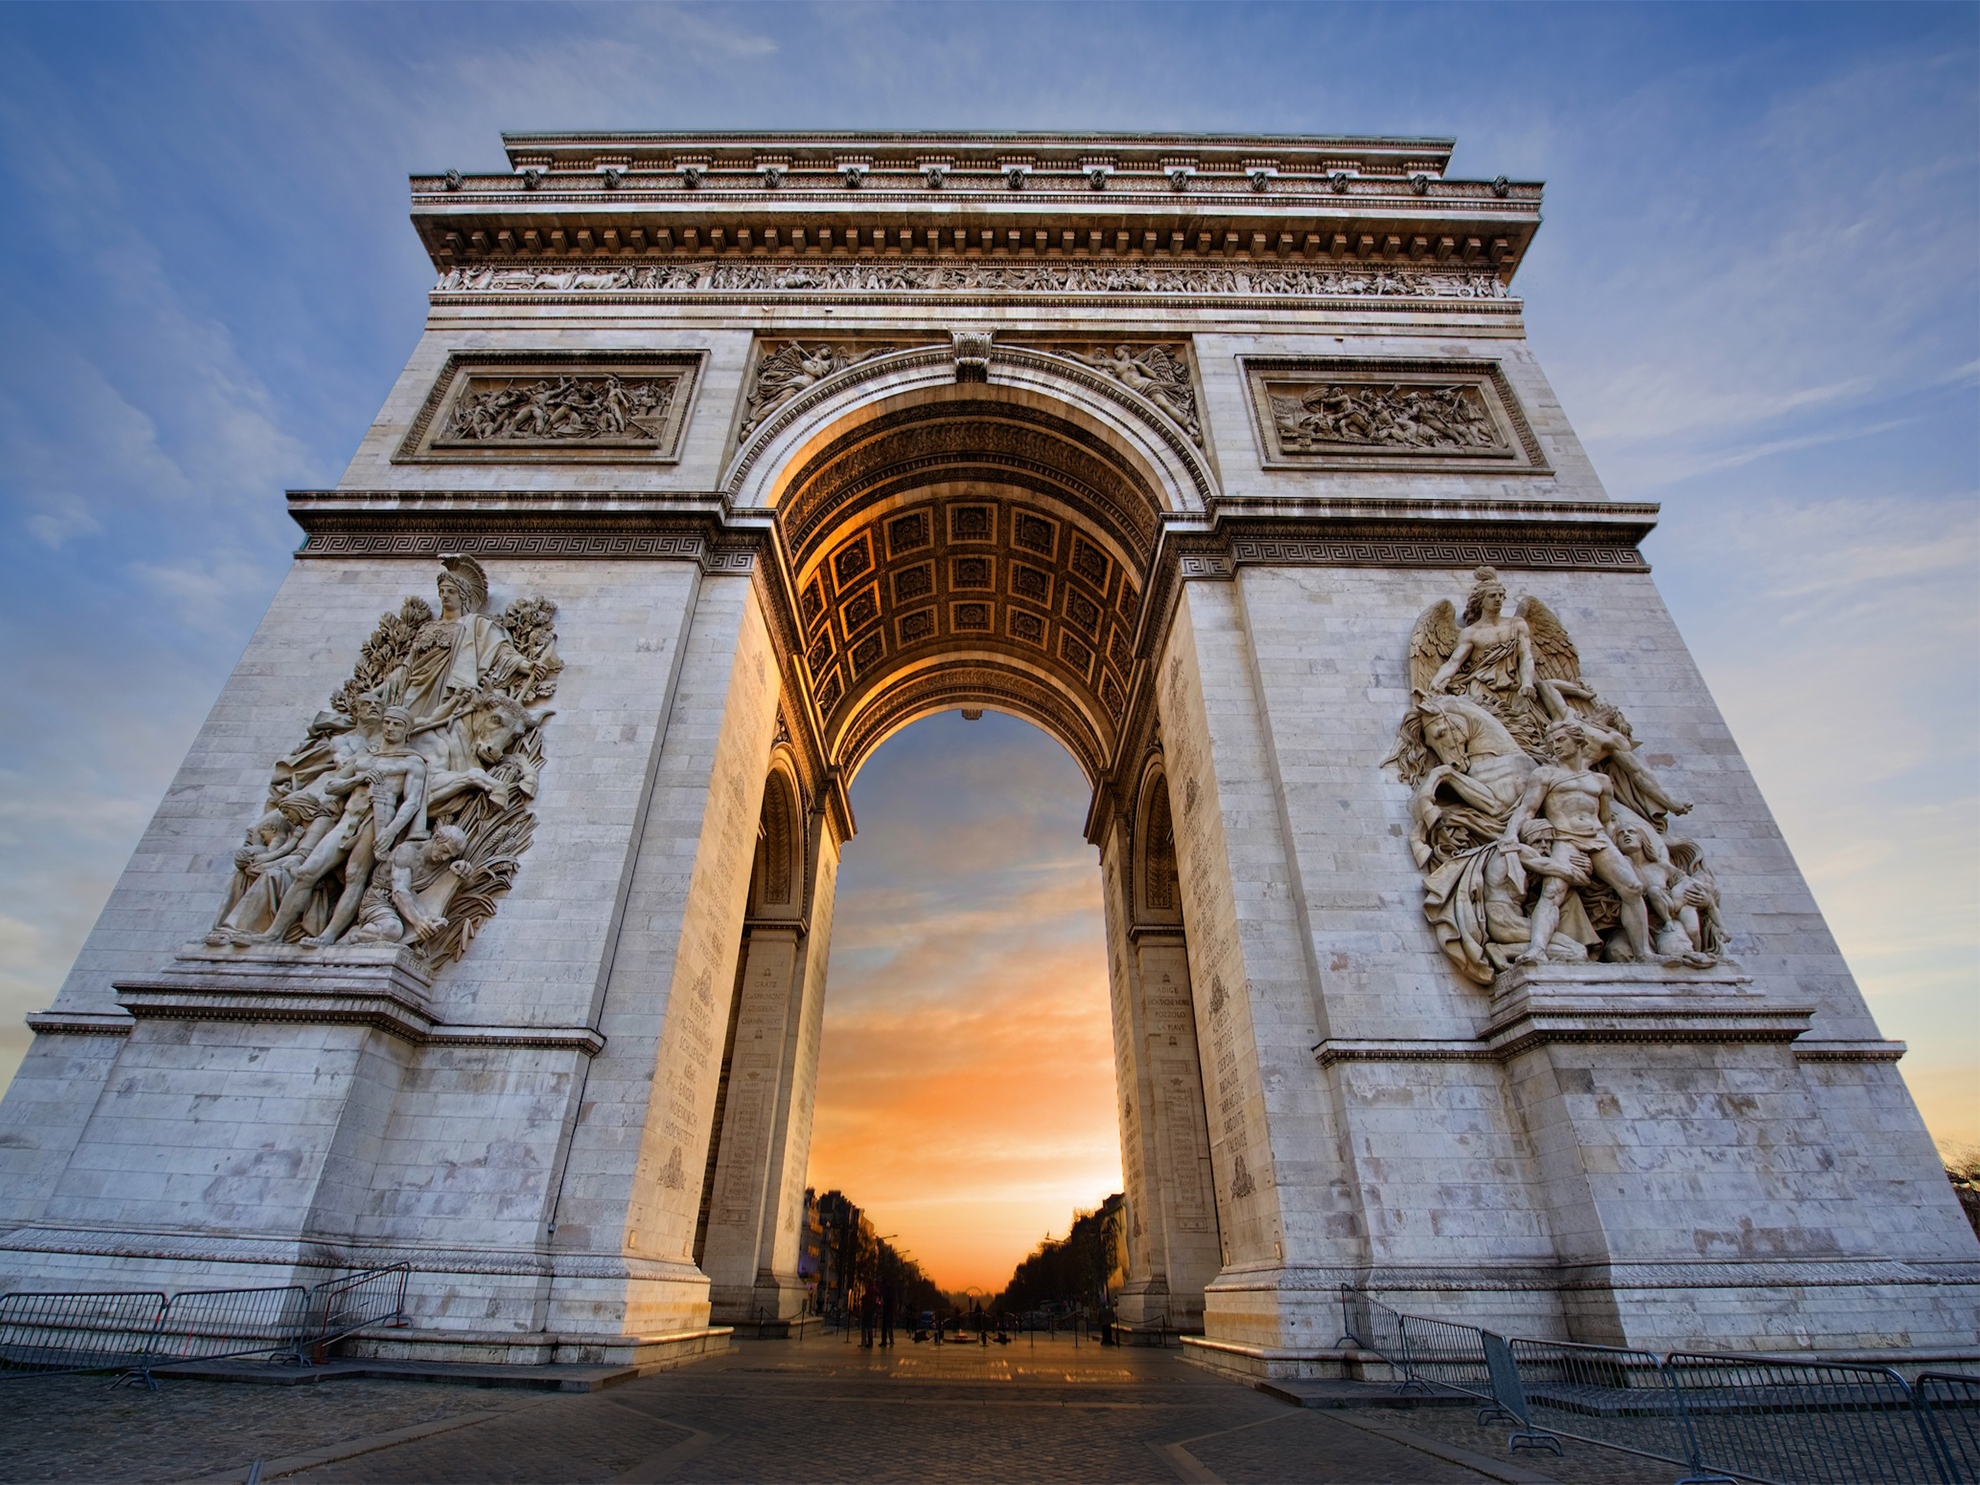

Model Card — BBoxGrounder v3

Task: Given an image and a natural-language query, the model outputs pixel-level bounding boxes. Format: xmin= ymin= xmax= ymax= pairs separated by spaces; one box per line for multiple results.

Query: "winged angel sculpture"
xmin=205 ymin=554 xmax=561 ymax=969
xmin=1386 ymin=567 xmax=1722 ymax=984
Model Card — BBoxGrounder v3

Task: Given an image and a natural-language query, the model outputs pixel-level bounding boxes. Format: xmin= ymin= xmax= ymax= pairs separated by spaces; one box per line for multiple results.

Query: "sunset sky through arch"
xmin=803 ymin=710 xmax=1123 ymax=1293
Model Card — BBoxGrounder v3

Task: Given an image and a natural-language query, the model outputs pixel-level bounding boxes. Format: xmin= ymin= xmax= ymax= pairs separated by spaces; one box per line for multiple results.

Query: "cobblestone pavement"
xmin=0 ymin=1336 xmax=1681 ymax=1484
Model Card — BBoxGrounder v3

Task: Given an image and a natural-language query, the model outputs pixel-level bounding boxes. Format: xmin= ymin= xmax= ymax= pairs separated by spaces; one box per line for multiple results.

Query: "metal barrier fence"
xmin=1338 ymin=1288 xmax=1975 ymax=1484
xmin=303 ymin=1264 xmax=410 ymax=1362
xmin=152 ymin=1286 xmax=312 ymax=1369
xmin=1508 ymin=1337 xmax=1691 ymax=1468
xmin=1919 ymin=1373 xmax=1980 ymax=1485
xmin=1667 ymin=1351 xmax=1947 ymax=1485
xmin=0 ymin=1290 xmax=169 ymax=1382
xmin=1336 ymin=1284 xmax=1425 ymax=1392
xmin=0 ymin=1264 xmax=411 ymax=1384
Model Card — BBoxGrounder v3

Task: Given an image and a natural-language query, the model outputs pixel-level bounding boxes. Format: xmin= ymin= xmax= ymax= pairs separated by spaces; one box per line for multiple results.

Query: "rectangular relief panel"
xmin=1242 ymin=355 xmax=1548 ymax=473
xmin=396 ymin=350 xmax=705 ymax=463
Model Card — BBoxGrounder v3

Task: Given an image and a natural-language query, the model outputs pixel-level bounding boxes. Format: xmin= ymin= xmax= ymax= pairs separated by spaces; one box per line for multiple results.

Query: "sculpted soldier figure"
xmin=253 ymin=705 xmax=428 ymax=948
xmin=207 ymin=553 xmax=562 ymax=967
xmin=387 ymin=554 xmax=524 ymax=730
xmin=351 ymin=824 xmax=470 ymax=945
xmin=1501 ymin=718 xmax=1654 ymax=964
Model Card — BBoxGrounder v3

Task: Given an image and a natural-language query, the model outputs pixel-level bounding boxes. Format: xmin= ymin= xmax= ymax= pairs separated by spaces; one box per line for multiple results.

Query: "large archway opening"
xmin=693 ymin=370 xmax=1225 ymax=1332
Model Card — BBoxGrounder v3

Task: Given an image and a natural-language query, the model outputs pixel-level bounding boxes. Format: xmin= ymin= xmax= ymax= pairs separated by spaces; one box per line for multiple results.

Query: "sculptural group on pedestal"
xmin=206 ymin=554 xmax=560 ymax=967
xmin=1387 ymin=567 xmax=1722 ymax=985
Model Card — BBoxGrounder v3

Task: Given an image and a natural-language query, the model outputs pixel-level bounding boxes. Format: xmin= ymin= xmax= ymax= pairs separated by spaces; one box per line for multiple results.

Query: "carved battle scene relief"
xmin=398 ymin=352 xmax=701 ymax=462
xmin=1387 ymin=567 xmax=1723 ymax=986
xmin=206 ymin=555 xmax=560 ymax=969
xmin=1243 ymin=357 xmax=1545 ymax=471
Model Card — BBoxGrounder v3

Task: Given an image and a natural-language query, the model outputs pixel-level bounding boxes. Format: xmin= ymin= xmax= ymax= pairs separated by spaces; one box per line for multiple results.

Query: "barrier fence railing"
xmin=0 ymin=1290 xmax=169 ymax=1383
xmin=0 ymin=1264 xmax=412 ymax=1385
xmin=1919 ymin=1373 xmax=1980 ymax=1485
xmin=1337 ymin=1287 xmax=1975 ymax=1485
xmin=151 ymin=1286 xmax=312 ymax=1370
xmin=302 ymin=1264 xmax=410 ymax=1362
xmin=1666 ymin=1351 xmax=1947 ymax=1485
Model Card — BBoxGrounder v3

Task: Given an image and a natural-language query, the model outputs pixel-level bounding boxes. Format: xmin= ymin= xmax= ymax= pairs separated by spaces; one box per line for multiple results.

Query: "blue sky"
xmin=0 ymin=2 xmax=1974 ymax=1284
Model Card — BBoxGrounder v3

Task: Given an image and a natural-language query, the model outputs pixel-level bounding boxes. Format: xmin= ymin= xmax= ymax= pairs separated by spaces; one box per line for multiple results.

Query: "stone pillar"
xmin=1101 ymin=816 xmax=1219 ymax=1337
xmin=749 ymin=818 xmax=839 ymax=1322
xmin=700 ymin=925 xmax=804 ymax=1321
xmin=541 ymin=573 xmax=783 ymax=1342
xmin=1131 ymin=931 xmax=1221 ymax=1332
xmin=1158 ymin=581 xmax=1364 ymax=1359
xmin=1100 ymin=824 xmax=1169 ymax=1332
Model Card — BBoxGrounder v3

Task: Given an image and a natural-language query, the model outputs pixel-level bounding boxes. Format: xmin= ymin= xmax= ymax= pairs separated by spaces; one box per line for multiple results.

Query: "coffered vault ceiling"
xmin=777 ymin=398 xmax=1161 ymax=783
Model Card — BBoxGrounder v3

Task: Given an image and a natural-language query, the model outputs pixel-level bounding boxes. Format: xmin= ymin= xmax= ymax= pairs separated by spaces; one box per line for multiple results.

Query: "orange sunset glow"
xmin=804 ymin=710 xmax=1124 ymax=1293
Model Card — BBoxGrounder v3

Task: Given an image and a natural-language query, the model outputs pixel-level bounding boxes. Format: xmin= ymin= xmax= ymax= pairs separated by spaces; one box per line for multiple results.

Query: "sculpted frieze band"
xmin=434 ymin=261 xmax=1510 ymax=301
xmin=1387 ymin=567 xmax=1722 ymax=985
xmin=207 ymin=555 xmax=560 ymax=969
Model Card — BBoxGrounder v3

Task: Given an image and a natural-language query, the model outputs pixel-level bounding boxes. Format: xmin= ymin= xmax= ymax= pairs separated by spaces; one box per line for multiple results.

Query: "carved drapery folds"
xmin=207 ymin=555 xmax=560 ymax=969
xmin=1387 ymin=568 xmax=1721 ymax=986
xmin=738 ymin=341 xmax=897 ymax=441
xmin=1060 ymin=344 xmax=1201 ymax=445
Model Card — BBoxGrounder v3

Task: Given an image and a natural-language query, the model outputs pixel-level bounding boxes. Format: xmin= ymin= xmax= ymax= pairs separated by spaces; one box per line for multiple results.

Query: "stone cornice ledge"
xmin=113 ymin=945 xmax=605 ymax=1056
xmin=1791 ymin=1038 xmax=1907 ymax=1063
xmin=25 ymin=1009 xmax=136 ymax=1037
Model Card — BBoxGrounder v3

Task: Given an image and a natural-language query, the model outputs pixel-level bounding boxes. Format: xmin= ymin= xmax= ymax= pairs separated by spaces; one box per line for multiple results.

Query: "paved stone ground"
xmin=0 ymin=1335 xmax=1681 ymax=1484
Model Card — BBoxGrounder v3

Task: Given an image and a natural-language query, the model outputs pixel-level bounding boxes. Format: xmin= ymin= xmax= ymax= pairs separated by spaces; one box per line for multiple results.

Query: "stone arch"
xmin=750 ymin=753 xmax=806 ymax=920
xmin=727 ymin=346 xmax=1214 ymax=515
xmin=692 ymin=366 xmax=1222 ymax=1335
xmin=1133 ymin=757 xmax=1183 ymax=925
xmin=759 ymin=379 xmax=1186 ymax=793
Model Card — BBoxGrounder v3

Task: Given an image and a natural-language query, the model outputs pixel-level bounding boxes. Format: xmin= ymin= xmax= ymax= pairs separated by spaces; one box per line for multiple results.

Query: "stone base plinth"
xmin=344 ymin=1325 xmax=733 ymax=1369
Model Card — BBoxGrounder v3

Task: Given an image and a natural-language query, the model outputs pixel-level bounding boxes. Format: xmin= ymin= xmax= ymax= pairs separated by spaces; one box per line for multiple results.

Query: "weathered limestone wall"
xmin=543 ymin=577 xmax=781 ymax=1338
xmin=1210 ymin=559 xmax=1980 ymax=1353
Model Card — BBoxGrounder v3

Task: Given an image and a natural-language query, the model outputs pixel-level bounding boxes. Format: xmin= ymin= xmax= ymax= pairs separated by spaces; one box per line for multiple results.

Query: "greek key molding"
xmin=1227 ymin=538 xmax=1648 ymax=571
xmin=297 ymin=530 xmax=755 ymax=572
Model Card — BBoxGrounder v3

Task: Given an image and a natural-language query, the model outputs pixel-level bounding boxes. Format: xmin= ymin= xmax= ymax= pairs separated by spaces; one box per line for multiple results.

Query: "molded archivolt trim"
xmin=726 ymin=347 xmax=1215 ymax=513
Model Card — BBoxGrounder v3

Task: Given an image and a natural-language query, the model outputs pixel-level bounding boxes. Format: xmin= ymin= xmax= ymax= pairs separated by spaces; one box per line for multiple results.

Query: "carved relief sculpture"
xmin=442 ymin=373 xmax=676 ymax=444
xmin=1064 ymin=345 xmax=1201 ymax=444
xmin=1270 ymin=381 xmax=1500 ymax=454
xmin=207 ymin=554 xmax=560 ymax=968
xmin=739 ymin=341 xmax=897 ymax=440
xmin=437 ymin=261 xmax=1510 ymax=301
xmin=1386 ymin=567 xmax=1720 ymax=984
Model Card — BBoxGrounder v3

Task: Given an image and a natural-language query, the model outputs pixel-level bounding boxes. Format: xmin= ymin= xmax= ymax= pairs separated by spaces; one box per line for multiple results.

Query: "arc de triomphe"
xmin=2 ymin=132 xmax=1973 ymax=1375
